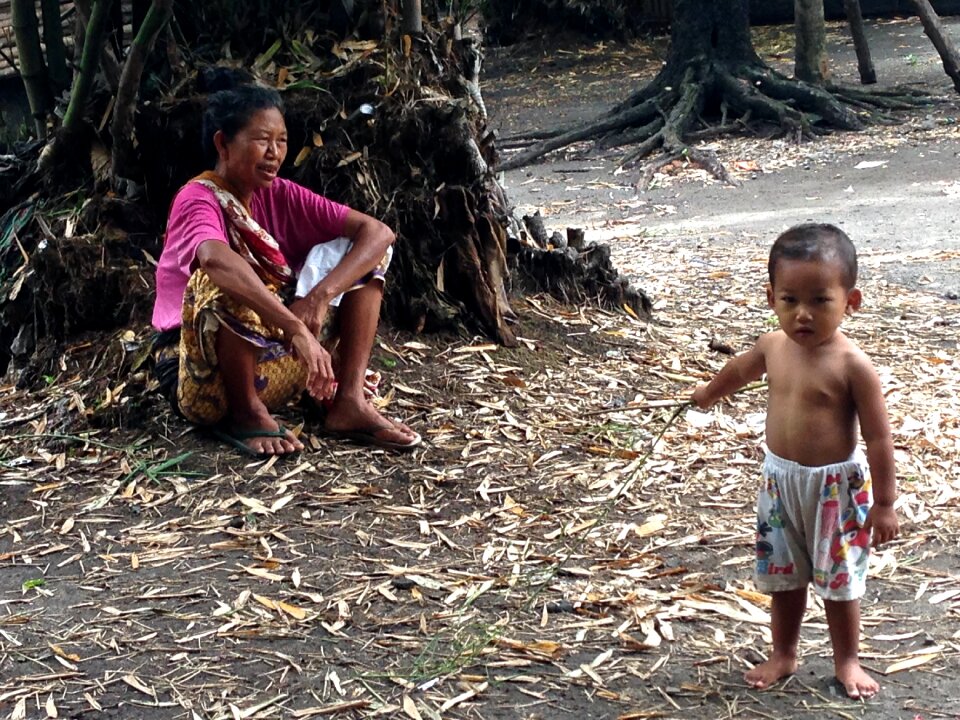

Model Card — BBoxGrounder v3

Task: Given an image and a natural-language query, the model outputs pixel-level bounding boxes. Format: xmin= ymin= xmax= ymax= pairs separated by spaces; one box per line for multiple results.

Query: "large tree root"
xmin=499 ymin=60 xmax=932 ymax=183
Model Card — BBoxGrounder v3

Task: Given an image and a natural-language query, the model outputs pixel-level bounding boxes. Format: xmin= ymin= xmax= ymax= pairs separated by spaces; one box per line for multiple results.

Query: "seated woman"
xmin=151 ymin=84 xmax=420 ymax=455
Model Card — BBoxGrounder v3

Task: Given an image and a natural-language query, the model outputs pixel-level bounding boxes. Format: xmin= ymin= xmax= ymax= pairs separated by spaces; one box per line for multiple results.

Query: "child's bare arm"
xmin=692 ymin=338 xmax=767 ymax=409
xmin=850 ymin=353 xmax=899 ymax=546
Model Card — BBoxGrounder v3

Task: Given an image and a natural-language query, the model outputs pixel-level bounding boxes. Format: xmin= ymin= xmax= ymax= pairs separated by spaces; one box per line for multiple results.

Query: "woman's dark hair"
xmin=202 ymin=84 xmax=284 ymax=162
xmin=768 ymin=223 xmax=858 ymax=289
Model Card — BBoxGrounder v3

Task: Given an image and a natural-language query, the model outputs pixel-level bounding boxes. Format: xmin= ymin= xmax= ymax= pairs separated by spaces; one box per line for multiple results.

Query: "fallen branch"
xmin=910 ymin=0 xmax=960 ymax=92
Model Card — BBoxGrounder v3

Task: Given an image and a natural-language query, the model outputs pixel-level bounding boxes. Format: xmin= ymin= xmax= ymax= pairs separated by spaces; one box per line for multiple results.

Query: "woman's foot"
xmin=744 ymin=652 xmax=798 ymax=689
xmin=835 ymin=659 xmax=879 ymax=699
xmin=214 ymin=328 xmax=302 ymax=456
xmin=225 ymin=406 xmax=303 ymax=456
xmin=324 ymin=394 xmax=420 ymax=450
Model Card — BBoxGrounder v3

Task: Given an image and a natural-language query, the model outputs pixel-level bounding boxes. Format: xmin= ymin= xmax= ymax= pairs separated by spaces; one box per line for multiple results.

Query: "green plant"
xmin=123 ymin=451 xmax=197 ymax=486
xmin=403 ymin=614 xmax=507 ymax=681
xmin=11 ymin=0 xmax=53 ymax=136
xmin=0 ymin=114 xmax=31 ymax=151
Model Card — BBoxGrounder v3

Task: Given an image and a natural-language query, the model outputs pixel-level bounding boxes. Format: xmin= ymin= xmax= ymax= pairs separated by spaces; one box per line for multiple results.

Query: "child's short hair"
xmin=768 ymin=223 xmax=858 ymax=289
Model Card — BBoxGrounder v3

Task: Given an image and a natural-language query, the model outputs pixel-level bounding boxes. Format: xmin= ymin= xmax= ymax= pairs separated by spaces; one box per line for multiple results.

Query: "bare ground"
xmin=2 ymin=17 xmax=960 ymax=720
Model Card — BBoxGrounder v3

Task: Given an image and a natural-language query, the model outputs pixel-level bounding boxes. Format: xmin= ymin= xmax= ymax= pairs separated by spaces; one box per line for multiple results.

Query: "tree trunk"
xmin=402 ymin=0 xmax=422 ymax=34
xmin=39 ymin=0 xmax=70 ymax=93
xmin=111 ymin=0 xmax=173 ymax=185
xmin=662 ymin=0 xmax=758 ymax=69
xmin=795 ymin=0 xmax=828 ymax=84
xmin=910 ymin=0 xmax=960 ymax=93
xmin=11 ymin=0 xmax=52 ymax=136
xmin=843 ymin=0 xmax=876 ymax=84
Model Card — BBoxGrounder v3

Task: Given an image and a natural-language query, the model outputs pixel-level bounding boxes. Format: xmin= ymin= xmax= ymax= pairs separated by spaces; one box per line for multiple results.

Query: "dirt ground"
xmin=1 ymin=16 xmax=959 ymax=720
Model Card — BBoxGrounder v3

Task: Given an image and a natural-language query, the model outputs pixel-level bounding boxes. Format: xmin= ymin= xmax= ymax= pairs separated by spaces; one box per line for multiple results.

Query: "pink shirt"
xmin=152 ymin=177 xmax=350 ymax=330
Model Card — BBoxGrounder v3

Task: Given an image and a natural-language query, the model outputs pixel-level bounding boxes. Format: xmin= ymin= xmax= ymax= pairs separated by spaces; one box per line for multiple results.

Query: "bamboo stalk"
xmin=73 ymin=0 xmax=121 ymax=93
xmin=132 ymin=0 xmax=150 ymax=36
xmin=40 ymin=0 xmax=70 ymax=92
xmin=402 ymin=0 xmax=423 ymax=34
xmin=62 ymin=0 xmax=116 ymax=134
xmin=111 ymin=0 xmax=173 ymax=183
xmin=11 ymin=0 xmax=52 ymax=136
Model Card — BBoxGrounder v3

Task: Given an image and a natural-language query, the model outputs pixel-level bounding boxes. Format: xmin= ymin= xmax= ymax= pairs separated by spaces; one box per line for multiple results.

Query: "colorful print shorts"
xmin=755 ymin=449 xmax=873 ymax=601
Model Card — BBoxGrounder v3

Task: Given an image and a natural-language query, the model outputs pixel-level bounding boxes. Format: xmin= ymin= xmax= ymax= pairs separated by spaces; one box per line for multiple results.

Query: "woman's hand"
xmin=289 ymin=296 xmax=328 ymax=339
xmin=288 ymin=323 xmax=336 ymax=400
xmin=194 ymin=241 xmax=338 ymax=398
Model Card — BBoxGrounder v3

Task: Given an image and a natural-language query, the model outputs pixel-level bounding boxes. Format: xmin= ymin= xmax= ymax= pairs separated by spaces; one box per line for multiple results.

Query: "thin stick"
xmin=581 ymin=381 xmax=768 ymax=417
xmin=523 ymin=400 xmax=689 ymax=612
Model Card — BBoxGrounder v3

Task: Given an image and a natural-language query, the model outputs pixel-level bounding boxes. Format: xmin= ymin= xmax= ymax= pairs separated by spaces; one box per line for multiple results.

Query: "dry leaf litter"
xmin=1 ymin=226 xmax=956 ymax=719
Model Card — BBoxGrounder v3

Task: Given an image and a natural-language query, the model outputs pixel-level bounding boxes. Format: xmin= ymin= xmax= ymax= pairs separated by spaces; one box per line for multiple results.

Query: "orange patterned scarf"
xmin=191 ymin=171 xmax=294 ymax=288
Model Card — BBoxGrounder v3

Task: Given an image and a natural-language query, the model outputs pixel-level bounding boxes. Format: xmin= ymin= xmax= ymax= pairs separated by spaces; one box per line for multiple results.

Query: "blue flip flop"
xmin=211 ymin=426 xmax=297 ymax=458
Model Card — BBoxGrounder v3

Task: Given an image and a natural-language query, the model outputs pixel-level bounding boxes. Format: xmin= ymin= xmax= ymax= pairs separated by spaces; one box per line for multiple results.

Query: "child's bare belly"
xmin=765 ymin=406 xmax=858 ymax=467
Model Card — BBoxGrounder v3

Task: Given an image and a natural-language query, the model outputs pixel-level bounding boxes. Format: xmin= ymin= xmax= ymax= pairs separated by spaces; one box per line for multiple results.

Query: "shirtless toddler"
xmin=692 ymin=223 xmax=899 ymax=699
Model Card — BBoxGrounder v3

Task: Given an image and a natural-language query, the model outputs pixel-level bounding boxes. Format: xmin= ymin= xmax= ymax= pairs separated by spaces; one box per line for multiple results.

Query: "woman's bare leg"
xmin=323 ymin=282 xmax=418 ymax=445
xmin=216 ymin=328 xmax=303 ymax=455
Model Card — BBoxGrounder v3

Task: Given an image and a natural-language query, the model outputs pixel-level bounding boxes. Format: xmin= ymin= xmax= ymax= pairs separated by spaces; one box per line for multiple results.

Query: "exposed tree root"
xmin=498 ymin=94 xmax=665 ymax=172
xmin=500 ymin=128 xmax=565 ymax=144
xmin=512 ymin=242 xmax=651 ymax=321
xmin=829 ymin=83 xmax=934 ymax=110
xmin=498 ymin=59 xmax=934 ymax=184
xmin=597 ymin=118 xmax=663 ymax=151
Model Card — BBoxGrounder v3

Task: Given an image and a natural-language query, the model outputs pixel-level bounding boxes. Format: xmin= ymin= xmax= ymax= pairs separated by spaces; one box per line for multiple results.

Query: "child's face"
xmin=766 ymin=258 xmax=861 ymax=348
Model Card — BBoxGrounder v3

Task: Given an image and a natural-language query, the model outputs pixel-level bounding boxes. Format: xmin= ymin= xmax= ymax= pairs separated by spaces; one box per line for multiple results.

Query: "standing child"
xmin=692 ymin=223 xmax=899 ymax=699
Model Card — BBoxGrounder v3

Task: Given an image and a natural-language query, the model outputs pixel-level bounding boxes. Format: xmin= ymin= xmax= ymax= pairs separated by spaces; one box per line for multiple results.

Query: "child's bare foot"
xmin=744 ymin=652 xmax=798 ymax=689
xmin=835 ymin=660 xmax=879 ymax=699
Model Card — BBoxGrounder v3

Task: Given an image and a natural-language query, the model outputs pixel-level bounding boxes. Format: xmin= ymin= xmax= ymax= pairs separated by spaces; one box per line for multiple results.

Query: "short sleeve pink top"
xmin=151 ymin=177 xmax=350 ymax=331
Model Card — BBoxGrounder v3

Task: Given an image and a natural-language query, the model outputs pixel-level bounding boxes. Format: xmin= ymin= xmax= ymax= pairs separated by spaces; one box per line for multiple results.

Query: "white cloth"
xmin=295 ymin=237 xmax=352 ymax=306
xmin=295 ymin=237 xmax=394 ymax=307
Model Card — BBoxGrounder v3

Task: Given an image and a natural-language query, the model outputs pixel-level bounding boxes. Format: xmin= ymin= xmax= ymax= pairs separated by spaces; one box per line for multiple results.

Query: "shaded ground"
xmin=1 ymin=16 xmax=960 ymax=720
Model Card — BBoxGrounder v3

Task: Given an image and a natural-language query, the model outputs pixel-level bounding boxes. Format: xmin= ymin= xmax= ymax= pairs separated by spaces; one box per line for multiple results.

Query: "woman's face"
xmin=215 ymin=107 xmax=288 ymax=196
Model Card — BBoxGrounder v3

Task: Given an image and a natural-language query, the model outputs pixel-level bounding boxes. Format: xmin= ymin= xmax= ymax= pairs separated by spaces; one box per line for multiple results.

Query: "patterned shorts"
xmin=755 ymin=449 xmax=873 ymax=601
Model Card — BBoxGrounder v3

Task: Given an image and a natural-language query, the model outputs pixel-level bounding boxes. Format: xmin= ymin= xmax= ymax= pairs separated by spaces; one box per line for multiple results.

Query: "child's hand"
xmin=691 ymin=384 xmax=713 ymax=409
xmin=864 ymin=504 xmax=899 ymax=547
